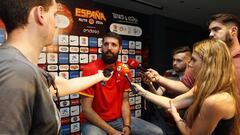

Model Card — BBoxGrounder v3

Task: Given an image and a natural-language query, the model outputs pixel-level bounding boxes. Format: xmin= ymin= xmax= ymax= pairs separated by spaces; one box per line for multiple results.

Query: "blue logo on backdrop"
xmin=128 ymin=54 xmax=135 ymax=58
xmin=0 ymin=29 xmax=5 ymax=43
xmin=59 ymin=53 xmax=69 ymax=64
xmin=69 ymin=71 xmax=80 ymax=79
xmin=89 ymin=37 xmax=98 ymax=47
xmin=122 ymin=40 xmax=129 ymax=49
xmin=61 ymin=125 xmax=70 ymax=135
xmin=135 ymin=69 xmax=141 ymax=77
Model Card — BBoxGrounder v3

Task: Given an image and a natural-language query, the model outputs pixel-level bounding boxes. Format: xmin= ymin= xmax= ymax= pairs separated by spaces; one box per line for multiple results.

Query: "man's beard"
xmin=224 ymin=32 xmax=233 ymax=48
xmin=102 ymin=50 xmax=119 ymax=64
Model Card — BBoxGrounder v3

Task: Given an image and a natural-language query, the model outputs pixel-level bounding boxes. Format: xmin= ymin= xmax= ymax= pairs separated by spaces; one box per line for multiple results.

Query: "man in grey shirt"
xmin=0 ymin=0 xmax=111 ymax=134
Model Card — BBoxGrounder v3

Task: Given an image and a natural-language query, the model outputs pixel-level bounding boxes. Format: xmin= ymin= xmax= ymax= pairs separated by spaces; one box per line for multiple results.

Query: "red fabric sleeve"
xmin=181 ymin=68 xmax=195 ymax=89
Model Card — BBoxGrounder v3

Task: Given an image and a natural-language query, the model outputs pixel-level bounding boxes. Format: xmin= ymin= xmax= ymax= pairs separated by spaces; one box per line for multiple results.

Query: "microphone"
xmin=101 ymin=66 xmax=114 ymax=86
xmin=127 ymin=58 xmax=147 ymax=72
xmin=103 ymin=66 xmax=114 ymax=77
xmin=117 ymin=63 xmax=138 ymax=94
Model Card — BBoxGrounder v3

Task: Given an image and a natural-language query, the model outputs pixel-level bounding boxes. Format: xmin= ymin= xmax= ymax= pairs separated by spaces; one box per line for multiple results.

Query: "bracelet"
xmin=123 ymin=125 xmax=131 ymax=130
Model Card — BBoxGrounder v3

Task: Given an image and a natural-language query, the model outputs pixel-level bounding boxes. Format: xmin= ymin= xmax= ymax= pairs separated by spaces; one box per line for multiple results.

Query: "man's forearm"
xmin=157 ymin=76 xmax=189 ymax=94
xmin=121 ymin=100 xmax=131 ymax=126
xmin=55 ymin=73 xmax=104 ymax=96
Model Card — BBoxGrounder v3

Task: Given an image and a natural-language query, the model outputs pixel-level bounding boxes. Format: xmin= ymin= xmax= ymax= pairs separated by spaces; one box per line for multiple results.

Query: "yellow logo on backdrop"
xmin=75 ymin=8 xmax=106 ymax=21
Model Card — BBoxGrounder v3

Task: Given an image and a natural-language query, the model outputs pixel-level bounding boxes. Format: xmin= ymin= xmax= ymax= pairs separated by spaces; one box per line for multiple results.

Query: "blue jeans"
xmin=81 ymin=117 xmax=165 ymax=135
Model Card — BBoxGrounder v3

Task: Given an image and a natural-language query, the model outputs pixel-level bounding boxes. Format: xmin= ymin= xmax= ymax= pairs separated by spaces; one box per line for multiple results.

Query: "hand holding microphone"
xmin=127 ymin=58 xmax=148 ymax=72
xmin=100 ymin=66 xmax=114 ymax=86
xmin=126 ymin=58 xmax=161 ymax=83
xmin=117 ymin=63 xmax=139 ymax=94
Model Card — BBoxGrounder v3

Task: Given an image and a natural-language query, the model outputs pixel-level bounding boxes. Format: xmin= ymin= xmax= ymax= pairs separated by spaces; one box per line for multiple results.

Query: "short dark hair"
xmin=207 ymin=13 xmax=240 ymax=39
xmin=172 ymin=46 xmax=191 ymax=56
xmin=103 ymin=32 xmax=122 ymax=46
xmin=0 ymin=0 xmax=54 ymax=33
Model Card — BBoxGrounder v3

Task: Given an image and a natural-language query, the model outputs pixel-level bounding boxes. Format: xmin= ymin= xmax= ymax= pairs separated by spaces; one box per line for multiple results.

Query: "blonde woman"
xmin=132 ymin=39 xmax=239 ymax=135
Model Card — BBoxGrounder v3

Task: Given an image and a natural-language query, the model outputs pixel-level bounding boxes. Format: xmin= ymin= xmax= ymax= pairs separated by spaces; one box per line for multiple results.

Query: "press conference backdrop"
xmin=38 ymin=0 xmax=146 ymax=134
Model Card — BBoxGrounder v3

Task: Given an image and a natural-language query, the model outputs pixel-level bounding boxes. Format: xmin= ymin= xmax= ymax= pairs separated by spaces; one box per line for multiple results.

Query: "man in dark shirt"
xmin=143 ymin=46 xmax=191 ymax=135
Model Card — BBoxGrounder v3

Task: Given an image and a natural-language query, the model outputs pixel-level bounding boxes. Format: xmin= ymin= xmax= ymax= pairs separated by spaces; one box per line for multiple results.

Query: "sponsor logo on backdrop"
xmin=129 ymin=41 xmax=135 ymax=49
xmin=80 ymin=47 xmax=89 ymax=53
xmin=71 ymin=123 xmax=80 ymax=133
xmin=83 ymin=28 xmax=100 ymax=34
xmin=75 ymin=8 xmax=106 ymax=25
xmin=47 ymin=65 xmax=58 ymax=71
xmin=60 ymin=107 xmax=70 ymax=118
xmin=70 ymin=106 xmax=80 ymax=116
xmin=69 ymin=35 xmax=79 ymax=46
xmin=112 ymin=12 xmax=138 ymax=24
xmin=135 ymin=104 xmax=141 ymax=109
xmin=59 ymin=72 xmax=69 ymax=79
xmin=58 ymin=35 xmax=69 ymax=45
xmin=38 ymin=53 xmax=46 ymax=64
xmin=61 ymin=125 xmax=70 ymax=134
xmin=135 ymin=69 xmax=141 ymax=77
xmin=122 ymin=40 xmax=129 ymax=49
xmin=118 ymin=55 xmax=121 ymax=61
xmin=47 ymin=53 xmax=58 ymax=64
xmin=129 ymin=91 xmax=135 ymax=97
xmin=59 ymin=65 xmax=69 ymax=71
xmin=59 ymin=46 xmax=69 ymax=52
xmin=60 ymin=95 xmax=69 ymax=100
xmin=110 ymin=23 xmax=142 ymax=37
xmin=122 ymin=55 xmax=128 ymax=63
xmin=121 ymin=49 xmax=128 ymax=54
xmin=136 ymin=41 xmax=142 ymax=49
xmin=130 ymin=69 xmax=135 ymax=77
xmin=71 ymin=116 xmax=80 ymax=123
xmin=61 ymin=117 xmax=70 ymax=125
xmin=0 ymin=19 xmax=7 ymax=45
xmin=135 ymin=110 xmax=141 ymax=117
xmin=89 ymin=48 xmax=98 ymax=53
xmin=129 ymin=50 xmax=135 ymax=54
xmin=69 ymin=54 xmax=79 ymax=64
xmin=98 ymin=38 xmax=103 ymax=47
xmin=71 ymin=98 xmax=80 ymax=105
xmin=129 ymin=97 xmax=135 ymax=105
xmin=128 ymin=54 xmax=135 ymax=58
xmin=136 ymin=55 xmax=142 ymax=63
xmin=89 ymin=54 xmax=97 ymax=62
xmin=135 ymin=50 xmax=141 ymax=55
xmin=89 ymin=37 xmax=98 ymax=47
xmin=70 ymin=47 xmax=79 ymax=52
xmin=60 ymin=100 xmax=70 ymax=107
xmin=0 ymin=29 xmax=5 ymax=45
xmin=80 ymin=36 xmax=88 ymax=46
xmin=59 ymin=53 xmax=69 ymax=64
xmin=69 ymin=71 xmax=80 ymax=78
xmin=70 ymin=65 xmax=79 ymax=70
xmin=80 ymin=54 xmax=89 ymax=63
xmin=135 ymin=96 xmax=141 ymax=104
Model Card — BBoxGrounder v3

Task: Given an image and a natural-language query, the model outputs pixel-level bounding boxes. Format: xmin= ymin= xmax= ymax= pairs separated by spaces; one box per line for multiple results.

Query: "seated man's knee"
xmin=81 ymin=123 xmax=107 ymax=135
